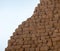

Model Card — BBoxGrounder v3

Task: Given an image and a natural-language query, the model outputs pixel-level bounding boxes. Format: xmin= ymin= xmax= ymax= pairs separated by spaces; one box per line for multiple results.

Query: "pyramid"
xmin=5 ymin=0 xmax=60 ymax=51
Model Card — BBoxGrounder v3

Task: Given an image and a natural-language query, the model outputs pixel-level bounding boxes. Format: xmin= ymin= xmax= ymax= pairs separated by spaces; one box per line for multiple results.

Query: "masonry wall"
xmin=5 ymin=0 xmax=60 ymax=51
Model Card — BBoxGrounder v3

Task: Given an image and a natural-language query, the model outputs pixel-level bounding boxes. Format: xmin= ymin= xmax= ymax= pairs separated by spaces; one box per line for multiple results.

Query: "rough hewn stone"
xmin=5 ymin=0 xmax=60 ymax=51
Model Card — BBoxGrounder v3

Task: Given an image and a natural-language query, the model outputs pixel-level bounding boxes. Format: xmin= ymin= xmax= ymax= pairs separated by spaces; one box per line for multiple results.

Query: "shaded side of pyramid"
xmin=5 ymin=0 xmax=60 ymax=51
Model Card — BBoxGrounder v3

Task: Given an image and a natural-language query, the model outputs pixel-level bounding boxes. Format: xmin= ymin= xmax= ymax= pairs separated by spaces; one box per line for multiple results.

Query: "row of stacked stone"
xmin=5 ymin=0 xmax=60 ymax=51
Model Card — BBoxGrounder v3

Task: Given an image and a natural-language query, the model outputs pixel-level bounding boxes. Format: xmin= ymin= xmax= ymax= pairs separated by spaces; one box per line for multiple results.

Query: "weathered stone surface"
xmin=5 ymin=0 xmax=60 ymax=51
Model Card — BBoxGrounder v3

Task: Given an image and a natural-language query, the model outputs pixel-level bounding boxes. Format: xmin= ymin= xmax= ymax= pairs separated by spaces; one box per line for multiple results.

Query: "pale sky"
xmin=0 ymin=0 xmax=39 ymax=51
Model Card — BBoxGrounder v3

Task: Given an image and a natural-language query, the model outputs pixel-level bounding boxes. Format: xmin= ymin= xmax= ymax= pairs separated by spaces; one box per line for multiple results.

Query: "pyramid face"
xmin=5 ymin=0 xmax=60 ymax=51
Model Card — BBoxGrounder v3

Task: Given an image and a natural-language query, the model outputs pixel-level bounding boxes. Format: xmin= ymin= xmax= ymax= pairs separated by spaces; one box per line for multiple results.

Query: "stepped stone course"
xmin=5 ymin=0 xmax=60 ymax=51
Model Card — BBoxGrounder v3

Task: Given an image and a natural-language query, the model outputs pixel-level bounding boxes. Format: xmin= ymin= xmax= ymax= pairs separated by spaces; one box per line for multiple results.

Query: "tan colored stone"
xmin=5 ymin=0 xmax=60 ymax=51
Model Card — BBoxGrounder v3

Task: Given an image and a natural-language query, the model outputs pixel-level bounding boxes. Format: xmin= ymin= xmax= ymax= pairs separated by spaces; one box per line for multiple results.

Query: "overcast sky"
xmin=0 ymin=0 xmax=39 ymax=51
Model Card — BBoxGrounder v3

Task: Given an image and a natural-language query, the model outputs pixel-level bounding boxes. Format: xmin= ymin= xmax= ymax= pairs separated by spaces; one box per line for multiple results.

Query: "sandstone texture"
xmin=5 ymin=0 xmax=60 ymax=51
